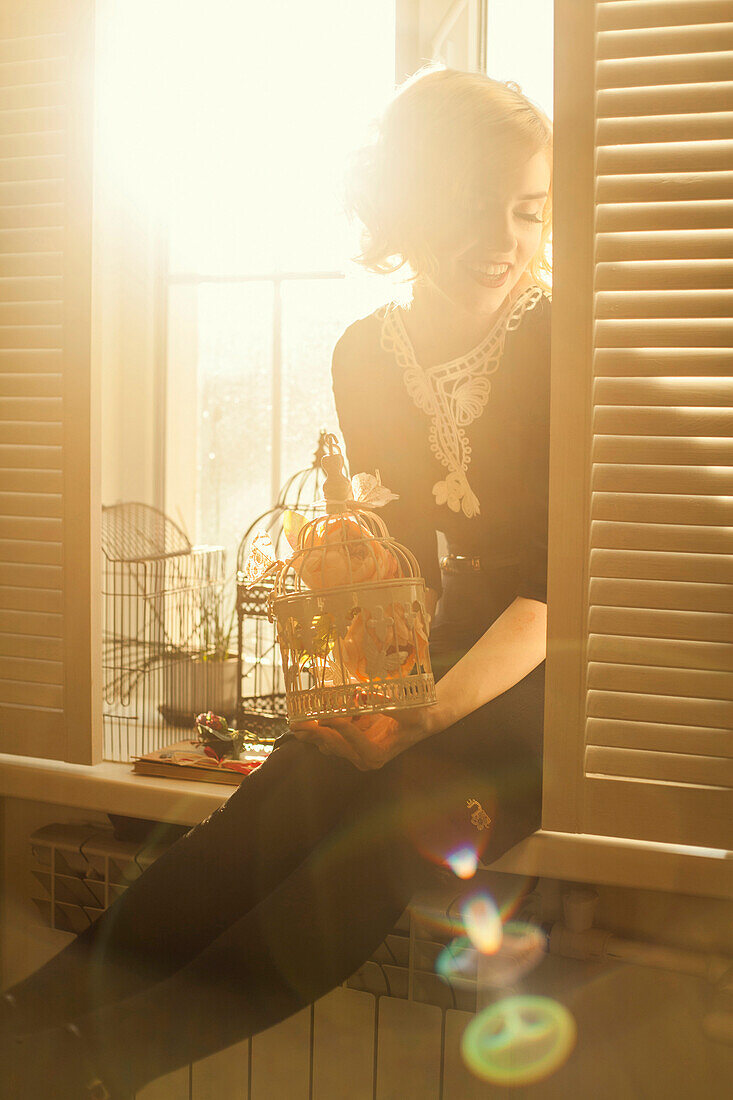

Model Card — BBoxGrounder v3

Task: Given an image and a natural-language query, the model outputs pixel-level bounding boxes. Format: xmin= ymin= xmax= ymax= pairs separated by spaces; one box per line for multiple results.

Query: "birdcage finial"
xmin=321 ymin=434 xmax=353 ymax=513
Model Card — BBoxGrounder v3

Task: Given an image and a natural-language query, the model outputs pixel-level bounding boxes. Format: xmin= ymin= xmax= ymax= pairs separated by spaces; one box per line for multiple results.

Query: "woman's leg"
xmin=6 ymin=771 xmax=430 ymax=1100
xmin=4 ymin=737 xmax=370 ymax=1033
xmin=6 ymin=667 xmax=543 ymax=1098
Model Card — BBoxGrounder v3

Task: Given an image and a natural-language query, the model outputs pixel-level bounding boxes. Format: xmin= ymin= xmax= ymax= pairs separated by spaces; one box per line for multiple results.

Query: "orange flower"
xmin=291 ymin=515 xmax=400 ymax=591
xmin=340 ymin=601 xmax=429 ymax=682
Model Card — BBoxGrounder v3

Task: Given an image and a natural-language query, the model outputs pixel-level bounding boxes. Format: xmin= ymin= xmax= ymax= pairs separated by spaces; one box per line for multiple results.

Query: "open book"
xmin=132 ymin=739 xmax=272 ymax=786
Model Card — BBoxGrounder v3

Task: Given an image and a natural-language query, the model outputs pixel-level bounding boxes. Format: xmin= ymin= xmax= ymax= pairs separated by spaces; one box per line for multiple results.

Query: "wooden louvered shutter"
xmin=0 ymin=0 xmax=100 ymax=763
xmin=544 ymin=0 xmax=732 ymax=849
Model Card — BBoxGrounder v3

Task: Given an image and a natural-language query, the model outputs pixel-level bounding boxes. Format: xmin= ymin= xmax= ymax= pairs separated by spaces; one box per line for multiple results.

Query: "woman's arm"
xmin=429 ymin=595 xmax=546 ymax=730
xmin=292 ymin=595 xmax=546 ymax=770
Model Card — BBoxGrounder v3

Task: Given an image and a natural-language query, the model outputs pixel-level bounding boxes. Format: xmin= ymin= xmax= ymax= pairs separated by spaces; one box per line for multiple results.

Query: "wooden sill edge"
xmin=0 ymin=753 xmax=730 ymax=900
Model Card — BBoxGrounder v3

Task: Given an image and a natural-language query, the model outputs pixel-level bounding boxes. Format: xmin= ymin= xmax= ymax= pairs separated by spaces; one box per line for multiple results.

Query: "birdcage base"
xmin=287 ymin=674 xmax=436 ymax=722
xmin=237 ymin=696 xmax=289 ymax=741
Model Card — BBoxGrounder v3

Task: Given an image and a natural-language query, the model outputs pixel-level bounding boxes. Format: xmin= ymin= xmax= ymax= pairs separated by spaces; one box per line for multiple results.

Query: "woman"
xmin=1 ymin=68 xmax=552 ymax=1099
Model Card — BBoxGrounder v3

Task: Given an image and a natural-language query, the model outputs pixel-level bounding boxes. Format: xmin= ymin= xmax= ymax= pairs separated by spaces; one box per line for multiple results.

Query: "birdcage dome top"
xmin=274 ymin=505 xmax=421 ymax=598
xmin=236 ymin=430 xmax=331 ymax=577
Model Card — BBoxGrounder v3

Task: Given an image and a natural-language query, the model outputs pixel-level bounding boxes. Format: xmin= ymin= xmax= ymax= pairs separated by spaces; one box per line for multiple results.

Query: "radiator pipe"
xmin=544 ymin=887 xmax=733 ymax=1043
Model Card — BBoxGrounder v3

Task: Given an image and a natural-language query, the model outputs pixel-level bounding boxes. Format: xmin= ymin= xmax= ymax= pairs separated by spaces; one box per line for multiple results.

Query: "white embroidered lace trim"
xmin=380 ymin=284 xmax=547 ymax=518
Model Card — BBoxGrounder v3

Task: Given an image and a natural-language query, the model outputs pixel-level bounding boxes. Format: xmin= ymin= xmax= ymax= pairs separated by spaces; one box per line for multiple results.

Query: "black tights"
xmin=5 ymin=663 xmax=543 ymax=1096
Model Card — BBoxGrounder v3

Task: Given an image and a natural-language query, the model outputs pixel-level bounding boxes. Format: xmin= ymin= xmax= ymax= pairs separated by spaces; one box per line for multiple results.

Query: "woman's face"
xmin=426 ymin=150 xmax=551 ymax=319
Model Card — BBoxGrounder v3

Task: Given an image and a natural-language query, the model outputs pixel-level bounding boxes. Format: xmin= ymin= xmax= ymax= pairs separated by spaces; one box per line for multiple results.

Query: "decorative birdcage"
xmin=270 ymin=437 xmax=435 ymax=722
xmin=234 ymin=431 xmax=330 ymax=738
xmin=102 ymin=502 xmax=228 ymax=760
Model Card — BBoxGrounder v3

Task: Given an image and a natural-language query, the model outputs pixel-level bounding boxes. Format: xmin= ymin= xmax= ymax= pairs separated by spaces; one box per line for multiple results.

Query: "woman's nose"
xmin=477 ymin=215 xmax=517 ymax=256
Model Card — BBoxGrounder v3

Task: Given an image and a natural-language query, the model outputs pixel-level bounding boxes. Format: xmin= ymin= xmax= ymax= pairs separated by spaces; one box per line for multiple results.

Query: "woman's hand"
xmin=291 ymin=705 xmax=440 ymax=770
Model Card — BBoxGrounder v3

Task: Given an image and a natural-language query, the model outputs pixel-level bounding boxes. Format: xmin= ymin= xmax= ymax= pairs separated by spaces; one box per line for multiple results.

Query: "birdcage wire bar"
xmin=102 ymin=503 xmax=228 ymax=761
xmin=235 ymin=432 xmax=329 ymax=738
xmin=273 ymin=502 xmax=435 ymax=723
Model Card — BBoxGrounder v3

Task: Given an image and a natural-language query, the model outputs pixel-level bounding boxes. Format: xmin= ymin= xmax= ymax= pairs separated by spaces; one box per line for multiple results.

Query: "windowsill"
xmin=0 ymin=752 xmax=227 ymax=826
xmin=1 ymin=753 xmax=731 ymax=900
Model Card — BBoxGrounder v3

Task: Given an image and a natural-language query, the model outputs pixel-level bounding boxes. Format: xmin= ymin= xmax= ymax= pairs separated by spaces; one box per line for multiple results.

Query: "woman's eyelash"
xmin=517 ymin=213 xmax=543 ymax=224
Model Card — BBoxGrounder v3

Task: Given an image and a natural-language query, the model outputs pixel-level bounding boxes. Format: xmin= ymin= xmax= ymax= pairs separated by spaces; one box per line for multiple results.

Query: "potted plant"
xmin=161 ymin=575 xmax=239 ymax=725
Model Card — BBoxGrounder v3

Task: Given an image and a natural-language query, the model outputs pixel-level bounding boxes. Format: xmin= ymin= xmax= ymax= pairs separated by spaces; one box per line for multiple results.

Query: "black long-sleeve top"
xmin=332 ymin=292 xmax=551 ymax=608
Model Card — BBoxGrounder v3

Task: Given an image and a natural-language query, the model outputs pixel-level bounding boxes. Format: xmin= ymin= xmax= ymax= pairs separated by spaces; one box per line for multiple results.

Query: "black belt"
xmin=440 ymin=553 xmax=520 ymax=575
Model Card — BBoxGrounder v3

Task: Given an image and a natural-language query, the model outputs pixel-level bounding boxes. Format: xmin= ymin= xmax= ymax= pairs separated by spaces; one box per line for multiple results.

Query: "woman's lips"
xmin=463 ymin=262 xmax=512 ymax=289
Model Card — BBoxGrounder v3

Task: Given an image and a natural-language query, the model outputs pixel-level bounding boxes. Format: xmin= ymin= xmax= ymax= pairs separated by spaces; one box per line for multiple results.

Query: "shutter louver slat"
xmin=592 ymin=492 xmax=732 ymax=526
xmin=589 ymin=605 xmax=733 ymax=643
xmin=567 ymin=2 xmax=733 ymax=848
xmin=0 ymin=587 xmax=62 ymax=613
xmin=0 ymin=561 xmax=61 ymax=588
xmin=593 ymin=435 xmax=733 ymax=464
xmin=587 ymin=716 xmax=730 ymax=756
xmin=597 ymin=2 xmax=733 ymax=34
xmin=597 ymin=52 xmax=733 ymax=87
xmin=0 ymin=539 xmax=62 ymax=564
xmin=596 ymin=260 xmax=733 ymax=289
xmin=596 ymin=229 xmax=733 ymax=260
xmin=589 ymin=577 xmax=733 ymax=614
xmin=591 ymin=548 xmax=733 ymax=585
xmin=0 ymin=155 xmax=65 ymax=183
xmin=595 ymin=319 xmax=733 ymax=346
xmin=588 ymin=634 xmax=733 ymax=672
xmin=596 ymin=291 xmax=733 ymax=319
xmin=0 ymin=1 xmax=99 ymax=762
xmin=597 ymin=23 xmax=733 ymax=59
xmin=588 ymin=661 xmax=733 ymax=700
xmin=597 ymin=177 xmax=733 ymax=204
xmin=0 ymin=274 xmax=63 ymax=299
xmin=597 ymin=114 xmax=733 ymax=144
xmin=0 ymin=655 xmax=63 ymax=686
xmin=585 ymin=746 xmax=733 ymax=788
xmin=0 ymin=31 xmax=65 ymax=63
xmin=591 ymin=520 xmax=733 ymax=554
xmin=594 ymin=347 xmax=732 ymax=376
xmin=598 ymin=81 xmax=733 ymax=115
xmin=594 ymin=377 xmax=733 ymax=403
xmin=597 ymin=143 xmax=733 ymax=174
xmin=594 ymin=406 xmax=733 ymax=435
xmin=0 ymin=633 xmax=62 ymax=659
xmin=587 ymin=690 xmax=733 ymax=731
xmin=0 ymin=373 xmax=62 ymax=397
xmin=592 ymin=465 xmax=733 ymax=493
xmin=0 ymin=442 xmax=62 ymax=467
xmin=0 ymin=56 xmax=67 ymax=88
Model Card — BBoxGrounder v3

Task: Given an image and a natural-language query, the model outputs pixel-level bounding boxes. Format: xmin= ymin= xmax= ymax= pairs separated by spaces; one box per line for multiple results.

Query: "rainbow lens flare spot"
xmin=461 ymin=892 xmax=503 ymax=954
xmin=436 ymin=936 xmax=478 ymax=981
xmin=445 ymin=846 xmax=479 ymax=879
xmin=475 ymin=920 xmax=546 ymax=987
xmin=461 ymin=994 xmax=576 ymax=1086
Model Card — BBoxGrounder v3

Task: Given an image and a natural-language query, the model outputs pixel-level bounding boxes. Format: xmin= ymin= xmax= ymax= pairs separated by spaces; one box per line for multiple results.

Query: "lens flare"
xmin=461 ymin=893 xmax=503 ymax=954
xmin=436 ymin=936 xmax=478 ymax=981
xmin=445 ymin=846 xmax=479 ymax=879
xmin=461 ymin=994 xmax=576 ymax=1086
xmin=475 ymin=920 xmax=546 ymax=987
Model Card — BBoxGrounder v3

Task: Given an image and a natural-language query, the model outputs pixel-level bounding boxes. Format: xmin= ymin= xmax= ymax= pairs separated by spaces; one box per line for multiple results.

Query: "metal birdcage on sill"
xmin=102 ymin=502 xmax=228 ymax=761
xmin=234 ymin=431 xmax=330 ymax=738
xmin=271 ymin=437 xmax=435 ymax=723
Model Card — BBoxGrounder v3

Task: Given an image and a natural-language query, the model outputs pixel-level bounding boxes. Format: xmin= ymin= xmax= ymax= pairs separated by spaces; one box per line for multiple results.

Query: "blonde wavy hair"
xmin=347 ymin=67 xmax=552 ymax=291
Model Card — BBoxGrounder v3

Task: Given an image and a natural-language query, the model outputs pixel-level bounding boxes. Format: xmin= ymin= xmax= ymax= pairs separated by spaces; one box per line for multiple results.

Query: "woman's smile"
xmin=462 ymin=260 xmax=512 ymax=289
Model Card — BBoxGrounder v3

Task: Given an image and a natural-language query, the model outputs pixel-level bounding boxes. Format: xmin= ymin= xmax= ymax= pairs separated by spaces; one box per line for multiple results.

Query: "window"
xmin=160 ymin=0 xmax=397 ymax=569
xmin=1 ymin=0 xmax=730 ymax=893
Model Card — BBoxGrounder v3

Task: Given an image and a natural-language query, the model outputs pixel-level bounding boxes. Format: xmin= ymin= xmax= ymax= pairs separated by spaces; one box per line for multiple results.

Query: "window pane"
xmin=196 ymin=283 xmax=274 ymax=570
xmin=486 ymin=1 xmax=554 ymax=117
xmin=280 ymin=273 xmax=388 ymax=480
xmin=165 ymin=0 xmax=396 ymax=275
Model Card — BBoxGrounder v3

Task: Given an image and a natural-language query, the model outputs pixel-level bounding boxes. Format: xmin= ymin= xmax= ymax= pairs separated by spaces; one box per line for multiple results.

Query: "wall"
xmin=2 ymin=794 xmax=733 ymax=1099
